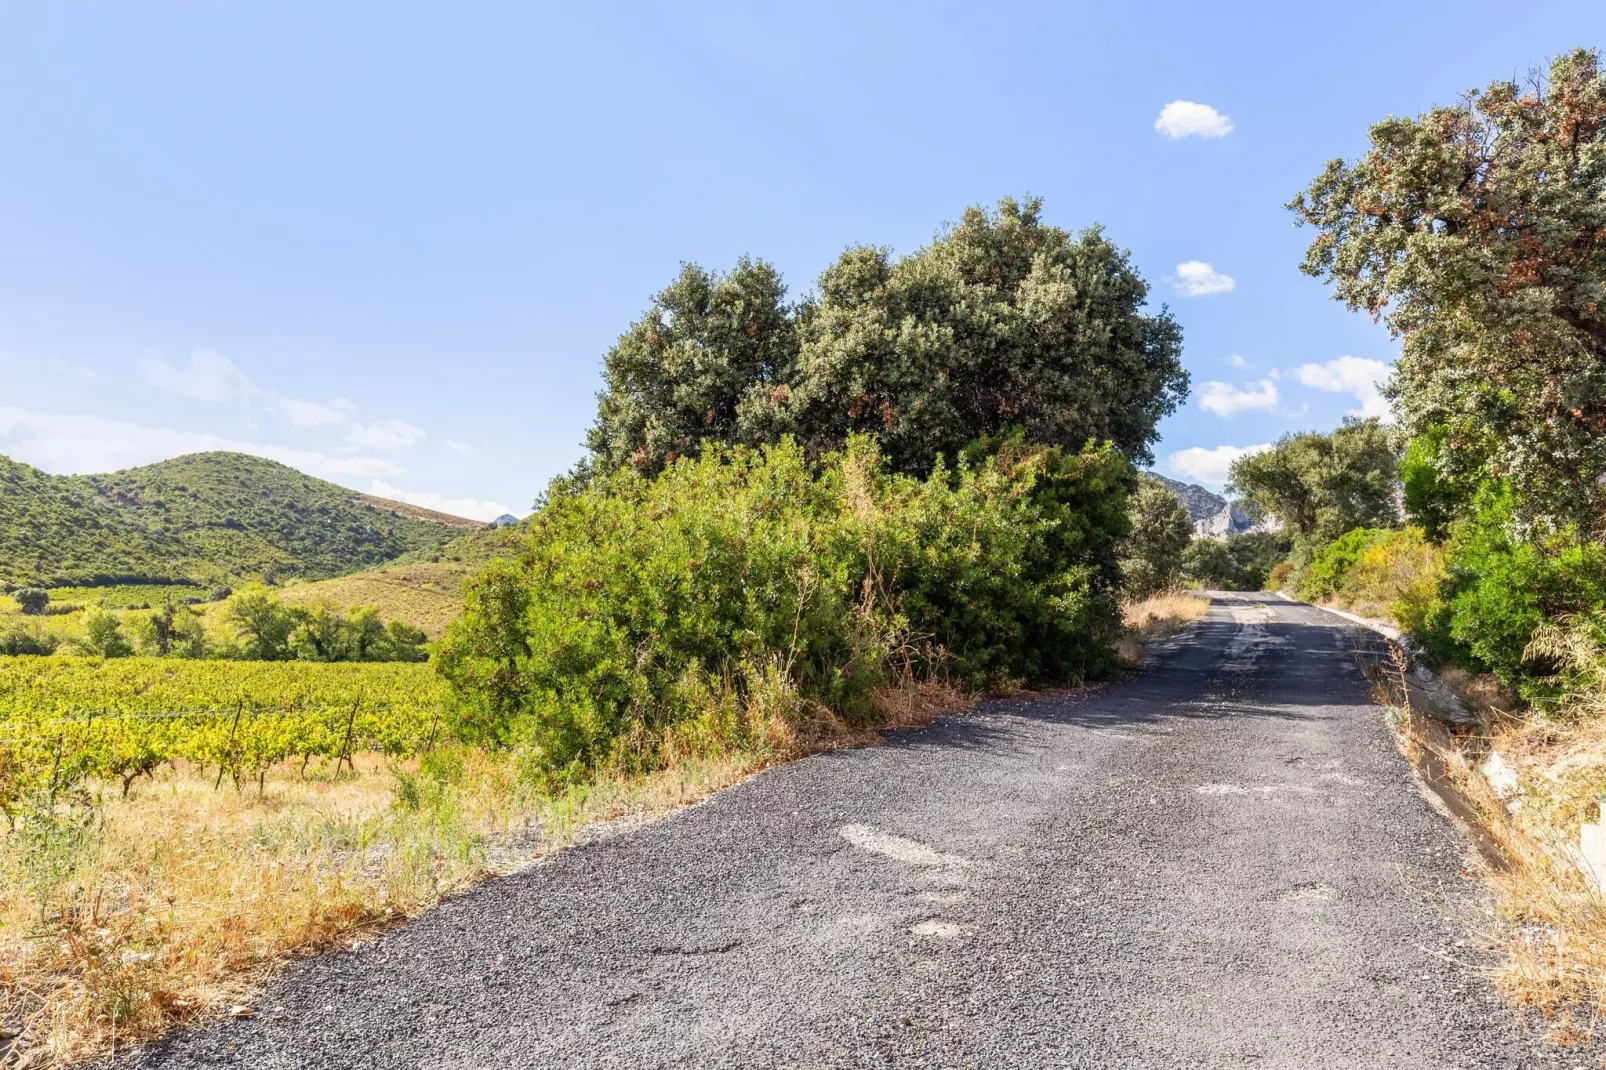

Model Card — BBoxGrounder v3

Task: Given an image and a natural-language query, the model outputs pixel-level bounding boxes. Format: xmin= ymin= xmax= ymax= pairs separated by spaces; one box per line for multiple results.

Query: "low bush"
xmin=1183 ymin=531 xmax=1290 ymax=591
xmin=1299 ymin=528 xmax=1389 ymax=601
xmin=436 ymin=437 xmax=1131 ymax=779
xmin=1326 ymin=527 xmax=1446 ymax=631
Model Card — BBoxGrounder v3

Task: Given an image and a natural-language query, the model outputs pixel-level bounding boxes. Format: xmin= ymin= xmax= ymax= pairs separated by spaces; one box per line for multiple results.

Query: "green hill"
xmin=0 ymin=451 xmax=481 ymax=588
xmin=276 ymin=522 xmax=527 ymax=637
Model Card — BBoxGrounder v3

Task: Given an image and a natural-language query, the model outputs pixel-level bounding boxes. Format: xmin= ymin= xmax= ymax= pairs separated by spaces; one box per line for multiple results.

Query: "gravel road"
xmin=125 ymin=592 xmax=1577 ymax=1068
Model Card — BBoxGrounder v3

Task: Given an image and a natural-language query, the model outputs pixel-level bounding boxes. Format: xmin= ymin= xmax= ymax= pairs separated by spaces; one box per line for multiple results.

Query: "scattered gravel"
xmin=121 ymin=593 xmax=1580 ymax=1068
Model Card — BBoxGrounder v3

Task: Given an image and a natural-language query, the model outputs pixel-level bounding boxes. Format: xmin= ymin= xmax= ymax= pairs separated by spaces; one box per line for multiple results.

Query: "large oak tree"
xmin=586 ymin=197 xmax=1188 ymax=477
xmin=1290 ymin=48 xmax=1606 ymax=531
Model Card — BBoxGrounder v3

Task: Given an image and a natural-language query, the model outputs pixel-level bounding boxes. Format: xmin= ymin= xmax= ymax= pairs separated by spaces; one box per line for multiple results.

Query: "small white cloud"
xmin=280 ymin=398 xmax=353 ymax=427
xmin=367 ymin=480 xmax=516 ymax=523
xmin=1228 ymin=354 xmax=1247 ymax=368
xmin=0 ymin=406 xmax=403 ymax=480
xmin=1154 ymin=100 xmax=1234 ymax=140
xmin=444 ymin=440 xmax=473 ymax=453
xmin=1167 ymin=443 xmax=1272 ymax=486
xmin=1198 ymin=379 xmax=1279 ymax=418
xmin=1171 ymin=261 xmax=1235 ymax=298
xmin=138 ymin=348 xmax=258 ymax=402
xmin=346 ymin=418 xmax=427 ymax=451
xmin=1294 ymin=355 xmax=1392 ymax=419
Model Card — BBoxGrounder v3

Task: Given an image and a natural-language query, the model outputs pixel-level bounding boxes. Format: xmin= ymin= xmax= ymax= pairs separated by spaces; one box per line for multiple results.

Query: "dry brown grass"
xmin=275 ymin=562 xmax=474 ymax=638
xmin=1116 ymin=590 xmax=1210 ymax=662
xmin=1360 ymin=641 xmax=1606 ymax=1044
xmin=1477 ymin=712 xmax=1606 ymax=1040
xmin=0 ymin=678 xmax=968 ymax=1067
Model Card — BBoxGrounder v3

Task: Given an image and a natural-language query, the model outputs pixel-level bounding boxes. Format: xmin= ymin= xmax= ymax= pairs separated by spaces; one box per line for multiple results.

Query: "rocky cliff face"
xmin=1143 ymin=473 xmax=1227 ymax=524
xmin=1193 ymin=502 xmax=1254 ymax=538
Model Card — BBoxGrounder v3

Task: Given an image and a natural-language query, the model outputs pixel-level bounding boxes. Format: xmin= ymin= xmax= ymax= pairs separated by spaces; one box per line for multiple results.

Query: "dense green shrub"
xmin=1323 ymin=527 xmax=1445 ymax=631
xmin=436 ymin=437 xmax=1131 ymax=777
xmin=1422 ymin=484 xmax=1606 ymax=686
xmin=15 ymin=588 xmax=48 ymax=615
xmin=1299 ymin=528 xmax=1390 ymax=601
xmin=1120 ymin=479 xmax=1192 ymax=598
xmin=0 ymin=628 xmax=58 ymax=656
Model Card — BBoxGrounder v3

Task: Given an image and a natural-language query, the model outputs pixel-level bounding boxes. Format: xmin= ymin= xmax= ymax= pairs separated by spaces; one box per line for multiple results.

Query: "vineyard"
xmin=0 ymin=657 xmax=449 ymax=814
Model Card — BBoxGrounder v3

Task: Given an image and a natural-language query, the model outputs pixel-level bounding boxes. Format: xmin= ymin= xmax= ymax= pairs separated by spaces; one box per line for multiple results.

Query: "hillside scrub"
xmin=0 ymin=452 xmax=467 ymax=589
xmin=437 ymin=437 xmax=1131 ymax=779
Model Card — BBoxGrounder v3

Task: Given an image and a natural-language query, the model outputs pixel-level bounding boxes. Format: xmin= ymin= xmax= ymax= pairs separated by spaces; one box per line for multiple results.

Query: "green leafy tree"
xmin=1120 ymin=478 xmax=1193 ymax=598
xmin=14 ymin=588 xmax=48 ymax=615
xmin=1183 ymin=531 xmax=1291 ymax=591
xmin=1290 ymin=48 xmax=1606 ymax=530
xmin=788 ymin=198 xmax=1188 ymax=474
xmin=1182 ymin=538 xmax=1237 ymax=590
xmin=585 ymin=197 xmax=1188 ymax=478
xmin=1228 ymin=418 xmax=1402 ymax=558
xmin=225 ymin=586 xmax=297 ymax=661
xmin=586 ymin=258 xmax=796 ymax=476
xmin=82 ymin=607 xmax=133 ymax=658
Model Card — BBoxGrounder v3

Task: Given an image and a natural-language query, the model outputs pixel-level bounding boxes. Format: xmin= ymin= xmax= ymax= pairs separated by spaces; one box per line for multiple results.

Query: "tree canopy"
xmin=1227 ymin=418 xmax=1401 ymax=553
xmin=1289 ymin=48 xmax=1606 ymax=530
xmin=586 ymin=197 xmax=1188 ymax=477
xmin=1120 ymin=478 xmax=1193 ymax=598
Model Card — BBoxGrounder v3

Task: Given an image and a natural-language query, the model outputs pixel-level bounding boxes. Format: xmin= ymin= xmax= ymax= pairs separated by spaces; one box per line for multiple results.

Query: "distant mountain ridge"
xmin=1143 ymin=472 xmax=1254 ymax=538
xmin=0 ymin=451 xmax=472 ymax=588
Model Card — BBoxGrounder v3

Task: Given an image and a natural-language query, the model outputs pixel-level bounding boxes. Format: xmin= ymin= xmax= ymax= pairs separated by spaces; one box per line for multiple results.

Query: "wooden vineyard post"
xmin=215 ymin=700 xmax=244 ymax=791
xmin=335 ymin=697 xmax=360 ymax=777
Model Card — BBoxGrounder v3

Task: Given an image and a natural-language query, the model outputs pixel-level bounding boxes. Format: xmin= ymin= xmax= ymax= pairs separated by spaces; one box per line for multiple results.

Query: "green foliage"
xmin=14 ymin=588 xmax=48 ymax=615
xmin=1228 ymin=419 xmax=1401 ymax=557
xmin=81 ymin=607 xmax=134 ymax=658
xmin=1290 ymin=48 xmax=1606 ymax=531
xmin=1425 ymin=484 xmax=1606 ymax=685
xmin=0 ymin=451 xmax=469 ymax=588
xmin=1299 ymin=528 xmax=1389 ymax=601
xmin=587 ymin=196 xmax=1188 ymax=479
xmin=1320 ymin=527 xmax=1446 ymax=632
xmin=586 ymin=257 xmax=796 ymax=476
xmin=1120 ymin=478 xmax=1193 ymax=598
xmin=0 ymin=628 xmax=58 ymax=657
xmin=1398 ymin=428 xmax=1466 ymax=543
xmin=0 ymin=658 xmax=448 ymax=815
xmin=1183 ymin=531 xmax=1291 ymax=591
xmin=220 ymin=586 xmax=428 ymax=663
xmin=437 ymin=437 xmax=1131 ymax=776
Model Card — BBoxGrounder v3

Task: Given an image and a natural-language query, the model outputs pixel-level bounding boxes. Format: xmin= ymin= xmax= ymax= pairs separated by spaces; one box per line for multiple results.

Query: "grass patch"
xmin=1116 ymin=590 xmax=1209 ymax=662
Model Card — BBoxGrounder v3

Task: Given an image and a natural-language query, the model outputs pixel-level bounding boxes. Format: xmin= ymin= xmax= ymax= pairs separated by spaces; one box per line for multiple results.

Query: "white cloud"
xmin=280 ymin=397 xmax=354 ymax=427
xmin=1228 ymin=354 xmax=1247 ymax=368
xmin=1166 ymin=443 xmax=1272 ymax=487
xmin=367 ymin=480 xmax=516 ymax=523
xmin=347 ymin=418 xmax=427 ymax=451
xmin=1154 ymin=100 xmax=1234 ymax=140
xmin=0 ymin=406 xmax=403 ymax=481
xmin=138 ymin=348 xmax=258 ymax=402
xmin=1293 ymin=355 xmax=1392 ymax=419
xmin=1198 ymin=379 xmax=1279 ymax=418
xmin=1171 ymin=261 xmax=1235 ymax=297
xmin=444 ymin=440 xmax=473 ymax=453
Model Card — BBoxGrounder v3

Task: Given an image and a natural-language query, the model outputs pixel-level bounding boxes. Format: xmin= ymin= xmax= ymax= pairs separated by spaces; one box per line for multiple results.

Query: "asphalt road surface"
xmin=125 ymin=592 xmax=1576 ymax=1069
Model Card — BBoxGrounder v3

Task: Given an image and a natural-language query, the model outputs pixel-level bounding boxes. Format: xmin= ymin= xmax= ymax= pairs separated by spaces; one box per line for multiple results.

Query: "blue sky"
xmin=2 ymin=3 xmax=1601 ymax=519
